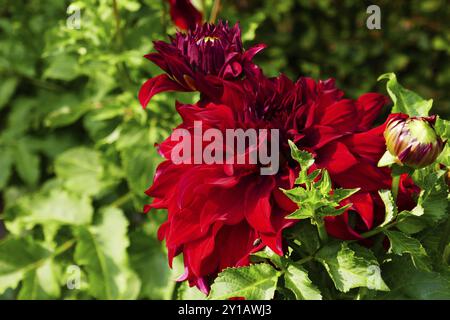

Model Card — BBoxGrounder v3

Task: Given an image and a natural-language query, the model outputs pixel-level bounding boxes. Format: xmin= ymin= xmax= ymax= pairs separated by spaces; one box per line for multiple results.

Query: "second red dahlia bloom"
xmin=139 ymin=21 xmax=266 ymax=108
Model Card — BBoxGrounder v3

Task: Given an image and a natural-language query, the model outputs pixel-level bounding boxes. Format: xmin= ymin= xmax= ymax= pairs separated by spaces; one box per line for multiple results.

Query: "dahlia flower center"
xmin=198 ymin=36 xmax=220 ymax=44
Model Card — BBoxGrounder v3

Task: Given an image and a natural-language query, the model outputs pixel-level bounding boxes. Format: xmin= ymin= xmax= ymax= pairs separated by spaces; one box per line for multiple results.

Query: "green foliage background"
xmin=0 ymin=0 xmax=448 ymax=299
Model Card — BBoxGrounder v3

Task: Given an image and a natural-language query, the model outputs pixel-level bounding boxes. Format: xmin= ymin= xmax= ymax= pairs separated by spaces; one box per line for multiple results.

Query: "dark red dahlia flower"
xmin=144 ymin=73 xmax=420 ymax=292
xmin=139 ymin=21 xmax=266 ymax=108
xmin=167 ymin=0 xmax=202 ymax=31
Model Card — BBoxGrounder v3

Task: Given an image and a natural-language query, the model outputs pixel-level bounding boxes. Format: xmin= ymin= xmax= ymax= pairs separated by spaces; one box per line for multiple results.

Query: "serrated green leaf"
xmin=0 ymin=237 xmax=51 ymax=294
xmin=318 ymin=170 xmax=332 ymax=194
xmin=384 ymin=230 xmax=431 ymax=271
xmin=396 ymin=205 xmax=427 ymax=234
xmin=317 ymin=203 xmax=352 ymax=218
xmin=287 ymin=206 xmax=315 ymax=219
xmin=284 ymin=263 xmax=322 ymax=300
xmin=380 ymin=256 xmax=450 ymax=299
xmin=74 ymin=207 xmax=140 ymax=299
xmin=208 ymin=263 xmax=280 ymax=300
xmin=331 ymin=188 xmax=360 ymax=203
xmin=415 ymin=170 xmax=448 ymax=224
xmin=378 ymin=73 xmax=432 ymax=116
xmin=316 ymin=242 xmax=389 ymax=293
xmin=54 ymin=147 xmax=104 ymax=196
xmin=286 ymin=221 xmax=320 ymax=255
xmin=12 ymin=141 xmax=40 ymax=187
xmin=288 ymin=140 xmax=314 ymax=170
xmin=379 ymin=190 xmax=397 ymax=227
xmin=17 ymin=260 xmax=61 ymax=300
xmin=5 ymin=189 xmax=93 ymax=236
xmin=435 ymin=117 xmax=450 ymax=141
xmin=437 ymin=144 xmax=450 ymax=167
xmin=251 ymin=247 xmax=285 ymax=269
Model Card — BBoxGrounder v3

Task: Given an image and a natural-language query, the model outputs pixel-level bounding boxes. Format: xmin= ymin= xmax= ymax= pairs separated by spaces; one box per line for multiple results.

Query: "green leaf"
xmin=288 ymin=140 xmax=314 ymax=170
xmin=129 ymin=228 xmax=183 ymax=300
xmin=17 ymin=260 xmax=61 ymax=300
xmin=284 ymin=263 xmax=322 ymax=300
xmin=12 ymin=140 xmax=40 ymax=187
xmin=316 ymin=242 xmax=389 ymax=293
xmin=120 ymin=146 xmax=159 ymax=197
xmin=5 ymin=189 xmax=94 ymax=236
xmin=381 ymin=256 xmax=450 ymax=299
xmin=415 ymin=170 xmax=448 ymax=224
xmin=332 ymin=188 xmax=360 ymax=203
xmin=251 ymin=247 xmax=284 ymax=269
xmin=43 ymin=54 xmax=80 ymax=81
xmin=177 ymin=281 xmax=207 ymax=300
xmin=0 ymin=77 xmax=18 ymax=110
xmin=378 ymin=190 xmax=397 ymax=227
xmin=435 ymin=117 xmax=450 ymax=141
xmin=282 ymin=187 xmax=310 ymax=203
xmin=396 ymin=205 xmax=427 ymax=234
xmin=0 ymin=237 xmax=51 ymax=294
xmin=74 ymin=207 xmax=140 ymax=299
xmin=287 ymin=206 xmax=315 ymax=219
xmin=285 ymin=221 xmax=320 ymax=255
xmin=44 ymin=95 xmax=91 ymax=128
xmin=208 ymin=263 xmax=280 ymax=300
xmin=54 ymin=147 xmax=104 ymax=196
xmin=318 ymin=170 xmax=332 ymax=194
xmin=0 ymin=147 xmax=13 ymax=190
xmin=377 ymin=150 xmax=397 ymax=167
xmin=378 ymin=73 xmax=433 ymax=117
xmin=317 ymin=203 xmax=352 ymax=218
xmin=437 ymin=144 xmax=450 ymax=167
xmin=384 ymin=230 xmax=431 ymax=271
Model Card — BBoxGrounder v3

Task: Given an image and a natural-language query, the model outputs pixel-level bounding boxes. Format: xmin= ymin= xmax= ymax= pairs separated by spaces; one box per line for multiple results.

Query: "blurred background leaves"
xmin=0 ymin=0 xmax=448 ymax=299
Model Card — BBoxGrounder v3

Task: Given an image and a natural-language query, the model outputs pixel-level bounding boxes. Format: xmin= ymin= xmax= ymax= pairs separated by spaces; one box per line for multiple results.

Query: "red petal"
xmin=356 ymin=93 xmax=390 ymax=131
xmin=168 ymin=0 xmax=202 ymax=30
xmin=315 ymin=141 xmax=359 ymax=175
xmin=316 ymin=99 xmax=358 ymax=132
xmin=138 ymin=74 xmax=187 ymax=109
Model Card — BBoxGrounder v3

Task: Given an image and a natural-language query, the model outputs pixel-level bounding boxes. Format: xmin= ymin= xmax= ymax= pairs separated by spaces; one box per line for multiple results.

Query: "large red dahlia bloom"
xmin=144 ymin=73 xmax=419 ymax=292
xmin=139 ymin=21 xmax=265 ymax=108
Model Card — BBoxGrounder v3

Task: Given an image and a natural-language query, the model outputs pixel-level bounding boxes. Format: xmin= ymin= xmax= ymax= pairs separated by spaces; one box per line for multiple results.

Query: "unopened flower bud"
xmin=384 ymin=115 xmax=444 ymax=169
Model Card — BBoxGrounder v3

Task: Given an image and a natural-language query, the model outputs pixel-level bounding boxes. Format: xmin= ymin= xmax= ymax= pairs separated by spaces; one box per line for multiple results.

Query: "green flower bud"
xmin=384 ymin=114 xmax=445 ymax=169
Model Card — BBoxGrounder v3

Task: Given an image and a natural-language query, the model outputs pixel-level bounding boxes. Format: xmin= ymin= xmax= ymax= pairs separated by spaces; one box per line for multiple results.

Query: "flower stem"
xmin=23 ymin=239 xmax=76 ymax=275
xmin=358 ymin=221 xmax=397 ymax=239
xmin=209 ymin=0 xmax=221 ymax=23
xmin=316 ymin=218 xmax=329 ymax=244
xmin=355 ymin=287 xmax=368 ymax=300
xmin=110 ymin=192 xmax=133 ymax=208
xmin=391 ymin=174 xmax=401 ymax=202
